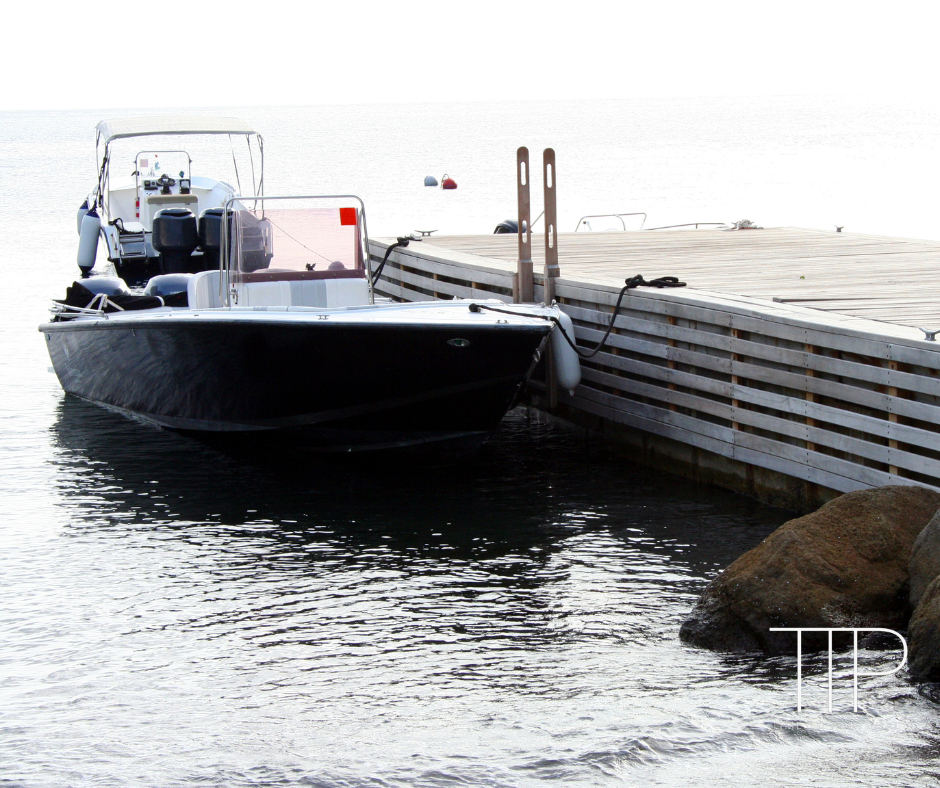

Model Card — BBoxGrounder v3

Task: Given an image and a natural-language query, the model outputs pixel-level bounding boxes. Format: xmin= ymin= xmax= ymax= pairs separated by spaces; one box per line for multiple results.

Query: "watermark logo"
xmin=769 ymin=627 xmax=908 ymax=712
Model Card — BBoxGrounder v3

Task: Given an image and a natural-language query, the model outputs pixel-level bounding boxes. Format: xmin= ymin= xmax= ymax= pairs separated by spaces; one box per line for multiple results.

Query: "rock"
xmin=679 ymin=485 xmax=940 ymax=653
xmin=908 ymin=575 xmax=940 ymax=680
xmin=910 ymin=509 xmax=940 ymax=608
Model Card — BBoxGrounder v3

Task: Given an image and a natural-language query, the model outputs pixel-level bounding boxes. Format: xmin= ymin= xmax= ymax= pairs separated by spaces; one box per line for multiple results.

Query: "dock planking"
xmin=418 ymin=228 xmax=940 ymax=329
xmin=370 ymin=227 xmax=940 ymax=511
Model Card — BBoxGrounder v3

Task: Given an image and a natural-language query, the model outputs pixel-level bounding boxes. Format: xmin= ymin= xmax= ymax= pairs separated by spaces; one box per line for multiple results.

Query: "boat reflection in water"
xmin=49 ymin=393 xmax=785 ymax=574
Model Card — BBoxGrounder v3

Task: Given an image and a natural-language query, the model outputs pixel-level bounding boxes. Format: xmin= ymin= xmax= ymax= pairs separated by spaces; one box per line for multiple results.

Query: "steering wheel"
xmin=156 ymin=173 xmax=177 ymax=195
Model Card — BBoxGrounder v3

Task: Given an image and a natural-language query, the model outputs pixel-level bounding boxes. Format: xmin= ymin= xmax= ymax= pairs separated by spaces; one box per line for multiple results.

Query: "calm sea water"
xmin=2 ymin=98 xmax=940 ymax=786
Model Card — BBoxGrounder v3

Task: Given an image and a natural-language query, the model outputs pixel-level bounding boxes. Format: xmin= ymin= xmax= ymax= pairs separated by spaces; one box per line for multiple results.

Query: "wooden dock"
xmin=370 ymin=228 xmax=940 ymax=511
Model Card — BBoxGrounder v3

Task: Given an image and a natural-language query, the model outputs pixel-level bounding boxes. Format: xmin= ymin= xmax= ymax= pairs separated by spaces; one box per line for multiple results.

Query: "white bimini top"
xmin=95 ymin=116 xmax=257 ymax=144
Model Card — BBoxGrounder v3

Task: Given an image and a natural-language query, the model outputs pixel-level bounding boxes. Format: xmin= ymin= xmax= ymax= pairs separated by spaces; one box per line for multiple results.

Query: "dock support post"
xmin=543 ymin=148 xmax=559 ymax=407
xmin=514 ymin=147 xmax=533 ymax=303
xmin=888 ymin=360 xmax=899 ymax=476
xmin=542 ymin=148 xmax=559 ymax=304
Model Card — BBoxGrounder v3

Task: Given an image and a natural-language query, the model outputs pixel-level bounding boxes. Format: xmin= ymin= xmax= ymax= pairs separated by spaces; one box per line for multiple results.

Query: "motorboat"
xmin=76 ymin=115 xmax=263 ymax=284
xmin=43 ymin=119 xmax=580 ymax=453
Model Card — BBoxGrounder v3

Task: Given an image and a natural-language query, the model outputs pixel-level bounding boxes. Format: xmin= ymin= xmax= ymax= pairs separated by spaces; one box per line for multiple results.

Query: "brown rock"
xmin=679 ymin=485 xmax=940 ymax=653
xmin=909 ymin=509 xmax=940 ymax=609
xmin=908 ymin=575 xmax=940 ymax=680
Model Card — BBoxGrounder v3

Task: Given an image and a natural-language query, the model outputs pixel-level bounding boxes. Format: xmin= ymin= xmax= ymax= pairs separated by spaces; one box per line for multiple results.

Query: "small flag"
xmin=339 ymin=207 xmax=357 ymax=226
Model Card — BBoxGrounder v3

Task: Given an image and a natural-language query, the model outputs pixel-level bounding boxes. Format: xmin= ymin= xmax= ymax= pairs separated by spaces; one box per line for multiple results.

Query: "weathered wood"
xmin=542 ymin=148 xmax=559 ymax=303
xmin=515 ymin=147 xmax=533 ymax=303
xmin=369 ymin=228 xmax=940 ymax=501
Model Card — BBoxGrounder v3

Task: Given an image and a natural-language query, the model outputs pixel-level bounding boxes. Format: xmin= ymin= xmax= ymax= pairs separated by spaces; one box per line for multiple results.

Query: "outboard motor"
xmin=80 ymin=276 xmax=131 ymax=297
xmin=144 ymin=273 xmax=191 ymax=306
xmin=198 ymin=207 xmax=225 ymax=271
xmin=152 ymin=208 xmax=198 ymax=274
xmin=493 ymin=219 xmax=518 ymax=234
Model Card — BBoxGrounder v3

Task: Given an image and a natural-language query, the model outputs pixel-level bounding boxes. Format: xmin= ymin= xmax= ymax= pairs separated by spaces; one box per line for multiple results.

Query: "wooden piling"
xmin=514 ymin=147 xmax=533 ymax=303
xmin=542 ymin=148 xmax=559 ymax=304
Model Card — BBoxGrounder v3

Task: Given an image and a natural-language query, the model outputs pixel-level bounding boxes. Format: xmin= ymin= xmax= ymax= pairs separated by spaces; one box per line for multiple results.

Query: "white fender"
xmin=550 ymin=309 xmax=581 ymax=395
xmin=76 ymin=199 xmax=89 ymax=236
xmin=77 ymin=208 xmax=101 ymax=273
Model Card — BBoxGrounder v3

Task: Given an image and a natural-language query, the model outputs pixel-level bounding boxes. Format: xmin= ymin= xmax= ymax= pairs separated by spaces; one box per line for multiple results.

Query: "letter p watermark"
xmin=769 ymin=627 xmax=908 ymax=712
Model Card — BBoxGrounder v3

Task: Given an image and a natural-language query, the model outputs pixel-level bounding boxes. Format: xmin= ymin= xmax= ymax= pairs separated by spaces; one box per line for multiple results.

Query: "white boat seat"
xmin=188 ymin=269 xmax=223 ymax=309
xmin=236 ymin=278 xmax=369 ymax=308
xmin=147 ymin=194 xmax=198 ymax=208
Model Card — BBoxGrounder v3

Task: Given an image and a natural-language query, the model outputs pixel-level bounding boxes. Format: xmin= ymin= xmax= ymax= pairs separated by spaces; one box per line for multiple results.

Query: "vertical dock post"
xmin=543 ymin=148 xmax=559 ymax=406
xmin=543 ymin=148 xmax=559 ymax=304
xmin=514 ymin=147 xmax=533 ymax=303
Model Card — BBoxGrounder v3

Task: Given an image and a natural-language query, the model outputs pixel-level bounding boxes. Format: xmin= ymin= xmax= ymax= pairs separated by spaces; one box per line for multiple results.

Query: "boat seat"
xmin=236 ymin=278 xmax=369 ymax=308
xmin=188 ymin=269 xmax=223 ymax=309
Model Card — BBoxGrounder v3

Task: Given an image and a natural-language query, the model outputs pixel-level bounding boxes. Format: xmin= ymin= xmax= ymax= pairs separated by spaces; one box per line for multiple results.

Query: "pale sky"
xmin=3 ymin=0 xmax=938 ymax=111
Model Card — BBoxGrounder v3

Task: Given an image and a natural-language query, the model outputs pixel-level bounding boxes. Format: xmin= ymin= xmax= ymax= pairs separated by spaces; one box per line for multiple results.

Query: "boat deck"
xmin=417 ymin=227 xmax=940 ymax=330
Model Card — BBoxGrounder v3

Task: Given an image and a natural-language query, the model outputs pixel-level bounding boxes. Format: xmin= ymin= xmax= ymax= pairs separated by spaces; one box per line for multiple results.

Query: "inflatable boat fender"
xmin=77 ymin=207 xmax=101 ymax=275
xmin=551 ymin=310 xmax=581 ymax=395
xmin=76 ymin=199 xmax=89 ymax=236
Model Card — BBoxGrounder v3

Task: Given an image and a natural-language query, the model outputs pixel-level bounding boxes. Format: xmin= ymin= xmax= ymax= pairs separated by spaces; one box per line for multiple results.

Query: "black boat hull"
xmin=41 ymin=317 xmax=550 ymax=452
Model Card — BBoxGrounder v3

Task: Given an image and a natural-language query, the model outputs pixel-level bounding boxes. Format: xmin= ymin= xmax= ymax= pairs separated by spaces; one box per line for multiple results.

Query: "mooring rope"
xmin=469 ymin=274 xmax=686 ymax=359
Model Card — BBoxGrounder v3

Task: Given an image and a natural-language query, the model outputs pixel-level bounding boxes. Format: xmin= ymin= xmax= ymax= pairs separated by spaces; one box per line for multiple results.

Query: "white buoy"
xmin=77 ymin=207 xmax=101 ymax=274
xmin=551 ymin=310 xmax=581 ymax=395
xmin=76 ymin=199 xmax=89 ymax=236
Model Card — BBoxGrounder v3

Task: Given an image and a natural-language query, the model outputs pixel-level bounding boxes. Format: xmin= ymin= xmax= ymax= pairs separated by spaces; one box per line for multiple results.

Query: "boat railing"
xmin=575 ymin=212 xmax=648 ymax=232
xmin=49 ymin=293 xmax=113 ymax=320
xmin=644 ymin=222 xmax=728 ymax=231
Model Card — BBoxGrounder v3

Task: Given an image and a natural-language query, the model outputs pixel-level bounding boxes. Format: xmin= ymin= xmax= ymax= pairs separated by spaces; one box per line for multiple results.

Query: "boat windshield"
xmin=229 ymin=202 xmax=365 ymax=281
xmin=136 ymin=151 xmax=190 ymax=180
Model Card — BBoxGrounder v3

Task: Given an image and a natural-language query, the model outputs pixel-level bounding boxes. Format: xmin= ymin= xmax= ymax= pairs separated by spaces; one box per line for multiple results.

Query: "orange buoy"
xmin=441 ymin=174 xmax=457 ymax=190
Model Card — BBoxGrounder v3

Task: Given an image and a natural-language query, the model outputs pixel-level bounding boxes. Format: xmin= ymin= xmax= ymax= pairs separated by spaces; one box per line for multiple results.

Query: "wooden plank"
xmin=568 ymin=386 xmax=884 ymax=493
xmin=573 ymin=382 xmax=931 ymax=491
xmin=569 ymin=317 xmax=940 ymax=425
xmin=369 ymin=251 xmax=513 ymax=288
xmin=576 ymin=338 xmax=940 ymax=452
xmin=558 ymin=294 xmax=940 ymax=372
xmin=579 ymin=358 xmax=940 ymax=477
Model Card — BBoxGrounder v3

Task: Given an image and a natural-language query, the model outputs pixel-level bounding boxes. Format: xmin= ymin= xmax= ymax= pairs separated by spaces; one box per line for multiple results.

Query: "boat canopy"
xmin=96 ymin=116 xmax=257 ymax=145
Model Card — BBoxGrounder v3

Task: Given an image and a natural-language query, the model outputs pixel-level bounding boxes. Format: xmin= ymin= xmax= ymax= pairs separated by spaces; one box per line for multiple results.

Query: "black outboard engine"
xmin=144 ymin=274 xmax=191 ymax=307
xmin=79 ymin=276 xmax=131 ymax=297
xmin=198 ymin=207 xmax=225 ymax=271
xmin=152 ymin=208 xmax=198 ymax=274
xmin=494 ymin=219 xmax=521 ymax=234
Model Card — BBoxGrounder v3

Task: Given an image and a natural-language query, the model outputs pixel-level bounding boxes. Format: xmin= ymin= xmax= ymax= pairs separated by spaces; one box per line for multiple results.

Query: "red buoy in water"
xmin=441 ymin=174 xmax=457 ymax=190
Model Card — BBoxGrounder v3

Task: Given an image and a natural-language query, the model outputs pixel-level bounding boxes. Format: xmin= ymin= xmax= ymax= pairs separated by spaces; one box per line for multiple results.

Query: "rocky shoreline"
xmin=679 ymin=485 xmax=940 ymax=680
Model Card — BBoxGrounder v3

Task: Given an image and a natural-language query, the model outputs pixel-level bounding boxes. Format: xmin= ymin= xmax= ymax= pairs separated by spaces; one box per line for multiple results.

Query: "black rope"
xmin=372 ymin=237 xmax=413 ymax=286
xmin=469 ymin=274 xmax=686 ymax=359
